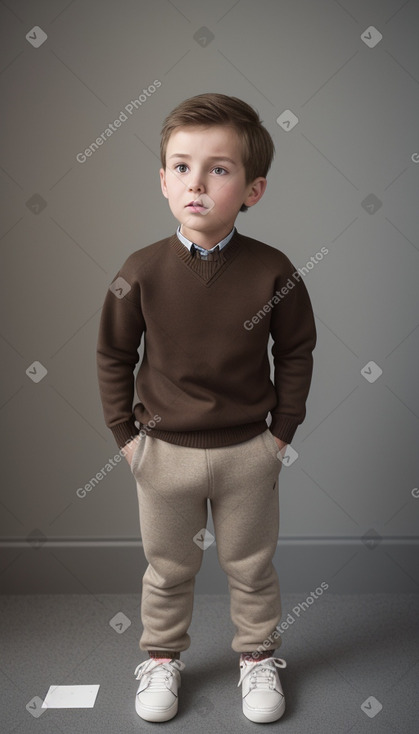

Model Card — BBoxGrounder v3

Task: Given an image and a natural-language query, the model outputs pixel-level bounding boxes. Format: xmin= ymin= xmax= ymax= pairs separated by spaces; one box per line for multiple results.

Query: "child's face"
xmin=160 ymin=125 xmax=266 ymax=246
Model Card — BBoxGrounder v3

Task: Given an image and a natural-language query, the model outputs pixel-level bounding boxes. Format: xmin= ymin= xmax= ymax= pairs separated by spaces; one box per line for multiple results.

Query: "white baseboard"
xmin=0 ymin=538 xmax=418 ymax=594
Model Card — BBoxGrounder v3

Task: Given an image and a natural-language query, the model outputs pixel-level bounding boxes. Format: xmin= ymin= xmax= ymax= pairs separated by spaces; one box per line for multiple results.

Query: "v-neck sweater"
xmin=96 ymin=229 xmax=317 ymax=450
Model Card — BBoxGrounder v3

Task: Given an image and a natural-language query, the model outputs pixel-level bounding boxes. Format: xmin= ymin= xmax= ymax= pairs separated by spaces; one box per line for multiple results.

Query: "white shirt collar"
xmin=176 ymin=224 xmax=236 ymax=254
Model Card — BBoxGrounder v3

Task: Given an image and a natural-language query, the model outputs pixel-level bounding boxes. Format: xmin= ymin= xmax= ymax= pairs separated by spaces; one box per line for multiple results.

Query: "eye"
xmin=174 ymin=164 xmax=188 ymax=173
xmin=213 ymin=167 xmax=227 ymax=175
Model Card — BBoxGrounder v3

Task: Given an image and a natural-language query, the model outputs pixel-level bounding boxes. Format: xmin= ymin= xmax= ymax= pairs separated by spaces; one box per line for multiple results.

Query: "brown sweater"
xmin=96 ymin=230 xmax=317 ymax=450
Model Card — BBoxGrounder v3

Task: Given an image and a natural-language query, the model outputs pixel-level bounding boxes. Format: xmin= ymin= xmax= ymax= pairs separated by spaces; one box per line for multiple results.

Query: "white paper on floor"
xmin=42 ymin=684 xmax=100 ymax=708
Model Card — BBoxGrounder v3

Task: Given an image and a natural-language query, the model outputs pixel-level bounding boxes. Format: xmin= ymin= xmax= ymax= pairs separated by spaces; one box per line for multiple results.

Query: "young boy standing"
xmin=96 ymin=93 xmax=317 ymax=723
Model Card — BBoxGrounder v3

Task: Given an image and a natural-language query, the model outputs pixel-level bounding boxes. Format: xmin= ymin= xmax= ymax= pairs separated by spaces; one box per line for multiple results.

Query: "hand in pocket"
xmin=122 ymin=437 xmax=140 ymax=468
xmin=272 ymin=434 xmax=288 ymax=460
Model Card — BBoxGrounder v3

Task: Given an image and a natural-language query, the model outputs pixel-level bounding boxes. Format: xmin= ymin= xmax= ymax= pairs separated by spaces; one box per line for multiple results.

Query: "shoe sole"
xmin=135 ymin=697 xmax=179 ymax=722
xmin=243 ymin=697 xmax=285 ymax=723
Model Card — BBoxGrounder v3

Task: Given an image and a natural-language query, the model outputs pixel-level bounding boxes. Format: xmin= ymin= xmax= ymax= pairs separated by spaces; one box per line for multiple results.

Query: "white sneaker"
xmin=134 ymin=658 xmax=186 ymax=722
xmin=238 ymin=655 xmax=286 ymax=723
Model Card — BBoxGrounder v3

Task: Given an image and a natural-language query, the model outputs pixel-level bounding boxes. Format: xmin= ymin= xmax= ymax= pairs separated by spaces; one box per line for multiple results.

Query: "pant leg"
xmin=131 ymin=435 xmax=209 ymax=653
xmin=209 ymin=430 xmax=283 ymax=653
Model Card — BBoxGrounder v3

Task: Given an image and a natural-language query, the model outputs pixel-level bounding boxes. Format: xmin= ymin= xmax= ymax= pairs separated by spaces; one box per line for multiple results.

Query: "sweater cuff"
xmin=111 ymin=419 xmax=139 ymax=450
xmin=269 ymin=415 xmax=301 ymax=444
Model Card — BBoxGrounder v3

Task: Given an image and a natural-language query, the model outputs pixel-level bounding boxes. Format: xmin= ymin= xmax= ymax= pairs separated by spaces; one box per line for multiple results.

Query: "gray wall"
xmin=1 ymin=0 xmax=418 ymax=593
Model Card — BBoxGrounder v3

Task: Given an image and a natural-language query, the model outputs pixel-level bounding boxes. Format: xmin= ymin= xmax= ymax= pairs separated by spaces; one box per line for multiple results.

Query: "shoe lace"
xmin=237 ymin=656 xmax=287 ymax=689
xmin=134 ymin=659 xmax=183 ymax=691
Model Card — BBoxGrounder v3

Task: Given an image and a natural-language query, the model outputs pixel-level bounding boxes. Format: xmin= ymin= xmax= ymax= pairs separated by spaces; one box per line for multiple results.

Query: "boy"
xmin=96 ymin=93 xmax=316 ymax=723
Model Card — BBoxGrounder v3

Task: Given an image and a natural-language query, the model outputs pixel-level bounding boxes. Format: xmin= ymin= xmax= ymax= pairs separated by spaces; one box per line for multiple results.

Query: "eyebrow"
xmin=168 ymin=153 xmax=237 ymax=165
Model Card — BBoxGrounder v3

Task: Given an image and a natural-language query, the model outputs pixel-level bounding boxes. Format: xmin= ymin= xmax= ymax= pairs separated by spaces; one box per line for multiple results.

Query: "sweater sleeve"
xmin=96 ymin=262 xmax=145 ymax=449
xmin=269 ymin=263 xmax=317 ymax=444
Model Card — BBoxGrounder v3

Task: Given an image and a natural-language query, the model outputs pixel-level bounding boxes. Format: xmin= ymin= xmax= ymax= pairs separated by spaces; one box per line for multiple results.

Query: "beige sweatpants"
xmin=130 ymin=429 xmax=283 ymax=654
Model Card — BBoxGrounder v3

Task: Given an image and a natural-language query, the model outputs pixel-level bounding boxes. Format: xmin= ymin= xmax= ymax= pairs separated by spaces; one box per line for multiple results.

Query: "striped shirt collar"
xmin=176 ymin=224 xmax=236 ymax=256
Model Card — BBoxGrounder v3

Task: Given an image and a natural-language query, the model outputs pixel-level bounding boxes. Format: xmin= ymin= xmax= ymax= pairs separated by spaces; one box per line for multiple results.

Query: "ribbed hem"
xmin=145 ymin=420 xmax=268 ymax=449
xmin=110 ymin=419 xmax=139 ymax=450
xmin=269 ymin=415 xmax=302 ymax=444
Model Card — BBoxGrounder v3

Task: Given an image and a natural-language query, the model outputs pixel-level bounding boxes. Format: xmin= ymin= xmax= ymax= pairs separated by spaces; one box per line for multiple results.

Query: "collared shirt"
xmin=176 ymin=224 xmax=236 ymax=258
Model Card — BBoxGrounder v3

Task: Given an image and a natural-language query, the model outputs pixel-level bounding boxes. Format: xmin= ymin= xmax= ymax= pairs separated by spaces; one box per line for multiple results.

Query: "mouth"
xmin=184 ymin=195 xmax=215 ymax=215
xmin=186 ymin=200 xmax=207 ymax=209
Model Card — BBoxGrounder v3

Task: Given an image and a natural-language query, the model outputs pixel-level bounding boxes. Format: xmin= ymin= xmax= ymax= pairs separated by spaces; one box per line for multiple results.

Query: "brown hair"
xmin=160 ymin=93 xmax=275 ymax=213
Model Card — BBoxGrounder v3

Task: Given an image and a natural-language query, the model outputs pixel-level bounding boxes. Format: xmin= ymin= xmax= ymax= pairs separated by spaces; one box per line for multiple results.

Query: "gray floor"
xmin=1 ymin=593 xmax=418 ymax=733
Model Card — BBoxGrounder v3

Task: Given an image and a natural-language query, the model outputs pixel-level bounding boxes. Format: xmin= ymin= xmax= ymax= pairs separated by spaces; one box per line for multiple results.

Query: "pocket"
xmin=129 ymin=436 xmax=146 ymax=475
xmin=262 ymin=430 xmax=283 ymax=464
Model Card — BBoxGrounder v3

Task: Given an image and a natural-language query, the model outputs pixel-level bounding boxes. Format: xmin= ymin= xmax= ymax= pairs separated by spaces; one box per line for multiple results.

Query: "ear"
xmin=243 ymin=177 xmax=267 ymax=208
xmin=159 ymin=168 xmax=169 ymax=199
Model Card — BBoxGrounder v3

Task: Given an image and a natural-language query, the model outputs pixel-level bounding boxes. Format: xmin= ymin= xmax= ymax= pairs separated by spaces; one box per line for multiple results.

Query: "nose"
xmin=187 ymin=172 xmax=205 ymax=192
xmin=188 ymin=181 xmax=204 ymax=192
